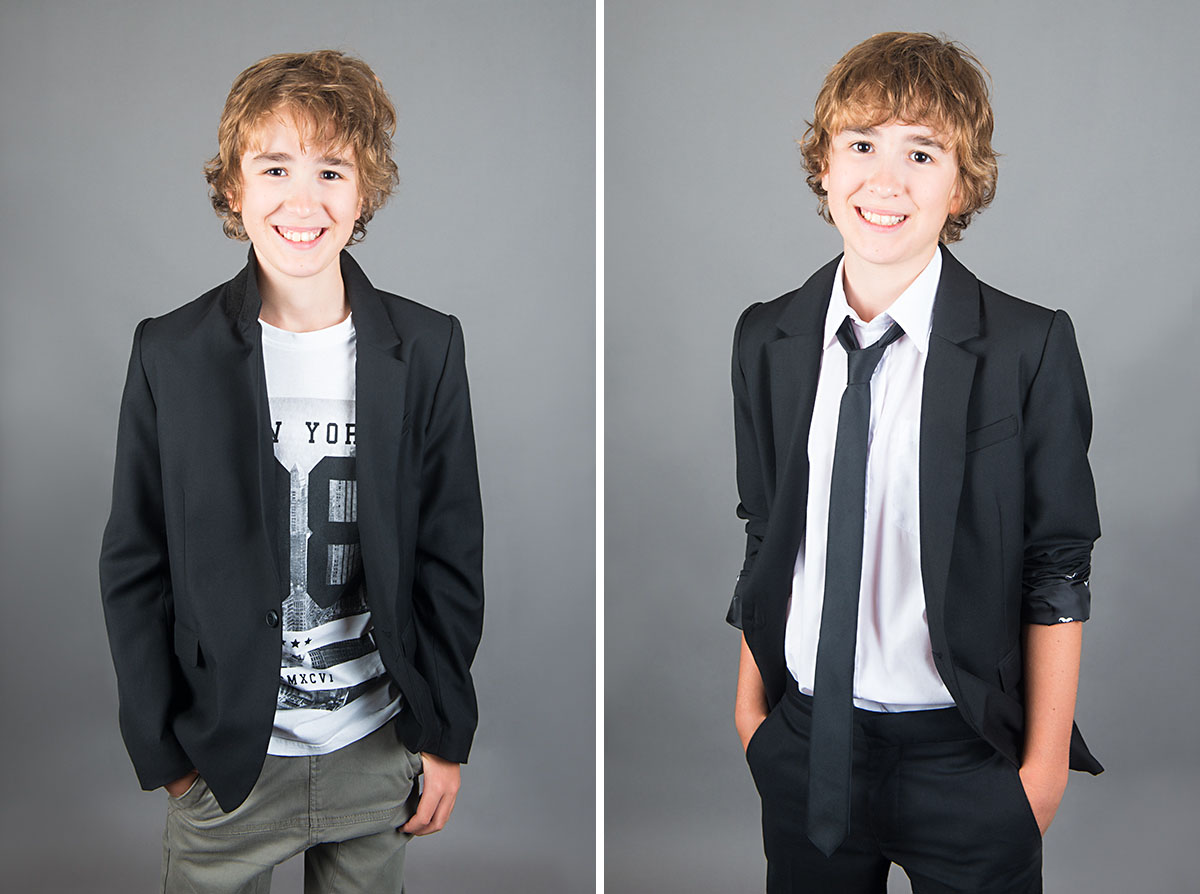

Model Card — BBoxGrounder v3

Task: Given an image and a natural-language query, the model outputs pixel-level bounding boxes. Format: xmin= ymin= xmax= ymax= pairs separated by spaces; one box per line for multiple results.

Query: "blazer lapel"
xmin=919 ymin=246 xmax=981 ymax=654
xmin=770 ymin=259 xmax=837 ymax=516
xmin=757 ymin=257 xmax=837 ymax=630
xmin=223 ymin=254 xmax=286 ymax=596
xmin=341 ymin=252 xmax=408 ymax=600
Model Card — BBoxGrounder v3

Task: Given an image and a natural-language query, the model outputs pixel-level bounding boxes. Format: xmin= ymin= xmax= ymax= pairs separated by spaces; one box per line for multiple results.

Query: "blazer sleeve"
xmin=728 ymin=302 xmax=766 ymax=629
xmin=1020 ymin=309 xmax=1101 ymax=625
xmin=411 ymin=314 xmax=485 ymax=762
xmin=98 ymin=319 xmax=193 ymax=790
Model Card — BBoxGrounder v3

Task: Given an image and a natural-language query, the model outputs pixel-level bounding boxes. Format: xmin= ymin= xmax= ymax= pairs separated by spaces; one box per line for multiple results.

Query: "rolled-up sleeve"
xmin=729 ymin=303 xmax=765 ymax=629
xmin=1020 ymin=310 xmax=1100 ymax=625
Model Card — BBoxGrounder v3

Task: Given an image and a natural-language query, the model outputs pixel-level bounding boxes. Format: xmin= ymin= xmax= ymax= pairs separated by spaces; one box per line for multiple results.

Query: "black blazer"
xmin=100 ymin=250 xmax=484 ymax=811
xmin=728 ymin=246 xmax=1102 ymax=774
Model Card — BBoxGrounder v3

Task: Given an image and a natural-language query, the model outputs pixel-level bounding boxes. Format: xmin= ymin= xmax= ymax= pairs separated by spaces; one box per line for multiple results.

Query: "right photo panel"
xmin=604 ymin=2 xmax=1200 ymax=892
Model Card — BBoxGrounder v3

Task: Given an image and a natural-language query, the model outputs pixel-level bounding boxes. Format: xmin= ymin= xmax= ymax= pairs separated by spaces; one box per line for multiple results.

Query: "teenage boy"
xmin=729 ymin=33 xmax=1100 ymax=893
xmin=100 ymin=50 xmax=484 ymax=892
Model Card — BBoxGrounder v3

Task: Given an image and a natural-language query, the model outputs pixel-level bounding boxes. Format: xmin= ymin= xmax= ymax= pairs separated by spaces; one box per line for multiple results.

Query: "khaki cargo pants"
xmin=161 ymin=723 xmax=423 ymax=893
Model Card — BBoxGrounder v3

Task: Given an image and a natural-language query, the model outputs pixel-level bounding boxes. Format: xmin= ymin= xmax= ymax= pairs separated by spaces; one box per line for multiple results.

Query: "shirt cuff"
xmin=726 ymin=592 xmax=744 ymax=629
xmin=1022 ymin=579 xmax=1092 ymax=625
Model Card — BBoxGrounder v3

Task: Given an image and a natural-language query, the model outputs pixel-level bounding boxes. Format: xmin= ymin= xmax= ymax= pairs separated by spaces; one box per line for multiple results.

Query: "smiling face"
xmin=821 ymin=120 xmax=961 ymax=287
xmin=230 ymin=113 xmax=363 ymax=297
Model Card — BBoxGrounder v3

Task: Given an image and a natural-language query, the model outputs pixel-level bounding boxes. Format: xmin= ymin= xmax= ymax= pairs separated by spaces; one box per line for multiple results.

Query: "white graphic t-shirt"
xmin=260 ymin=314 xmax=401 ymax=756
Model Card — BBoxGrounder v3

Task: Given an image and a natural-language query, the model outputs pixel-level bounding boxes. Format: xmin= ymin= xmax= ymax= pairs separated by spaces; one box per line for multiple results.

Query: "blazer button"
xmin=265 ymin=610 xmax=280 ymax=628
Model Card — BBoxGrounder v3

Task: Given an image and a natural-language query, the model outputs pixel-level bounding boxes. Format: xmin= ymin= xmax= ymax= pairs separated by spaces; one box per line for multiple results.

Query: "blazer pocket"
xmin=996 ymin=643 xmax=1022 ymax=693
xmin=966 ymin=415 xmax=1018 ymax=453
xmin=173 ymin=622 xmax=203 ymax=668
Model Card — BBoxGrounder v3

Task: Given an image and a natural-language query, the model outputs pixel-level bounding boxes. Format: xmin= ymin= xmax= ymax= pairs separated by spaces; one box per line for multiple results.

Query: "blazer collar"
xmin=775 ymin=244 xmax=980 ymax=344
xmin=222 ymin=247 xmax=402 ymax=352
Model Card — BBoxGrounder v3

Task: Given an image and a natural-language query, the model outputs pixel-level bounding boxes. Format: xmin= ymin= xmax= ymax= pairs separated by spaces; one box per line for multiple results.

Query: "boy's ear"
xmin=948 ymin=176 xmax=963 ymax=216
xmin=227 ymin=191 xmax=240 ymax=214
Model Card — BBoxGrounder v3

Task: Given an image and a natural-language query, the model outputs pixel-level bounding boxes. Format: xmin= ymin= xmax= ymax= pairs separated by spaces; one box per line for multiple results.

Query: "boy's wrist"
xmin=1019 ymin=746 xmax=1069 ymax=774
xmin=735 ymin=708 xmax=768 ymax=751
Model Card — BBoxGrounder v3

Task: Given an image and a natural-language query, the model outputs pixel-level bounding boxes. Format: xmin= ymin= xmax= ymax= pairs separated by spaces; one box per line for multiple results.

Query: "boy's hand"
xmin=164 ymin=769 xmax=199 ymax=799
xmin=400 ymin=753 xmax=460 ymax=835
xmin=1018 ymin=761 xmax=1068 ymax=835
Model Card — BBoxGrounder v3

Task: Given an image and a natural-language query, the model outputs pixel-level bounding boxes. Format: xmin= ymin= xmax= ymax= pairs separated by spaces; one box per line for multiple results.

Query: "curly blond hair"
xmin=204 ymin=50 xmax=398 ymax=245
xmin=800 ymin=32 xmax=997 ymax=244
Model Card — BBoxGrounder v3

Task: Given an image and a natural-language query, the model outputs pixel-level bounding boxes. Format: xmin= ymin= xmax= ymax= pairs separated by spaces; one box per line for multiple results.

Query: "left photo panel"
xmin=0 ymin=2 xmax=595 ymax=892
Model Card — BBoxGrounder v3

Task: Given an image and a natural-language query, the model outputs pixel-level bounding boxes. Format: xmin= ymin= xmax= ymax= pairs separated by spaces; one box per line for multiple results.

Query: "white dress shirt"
xmin=784 ymin=249 xmax=956 ymax=711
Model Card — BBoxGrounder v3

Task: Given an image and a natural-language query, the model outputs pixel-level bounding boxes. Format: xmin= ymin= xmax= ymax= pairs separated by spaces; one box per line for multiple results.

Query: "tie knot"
xmin=836 ymin=317 xmax=903 ymax=385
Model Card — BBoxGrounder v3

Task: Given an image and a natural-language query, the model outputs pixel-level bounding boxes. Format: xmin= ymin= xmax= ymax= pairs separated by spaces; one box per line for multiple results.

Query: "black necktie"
xmin=806 ymin=316 xmax=904 ymax=857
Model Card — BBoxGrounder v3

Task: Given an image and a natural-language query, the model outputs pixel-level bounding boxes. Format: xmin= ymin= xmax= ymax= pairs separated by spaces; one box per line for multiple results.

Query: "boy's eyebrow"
xmin=910 ymin=134 xmax=948 ymax=151
xmin=249 ymin=151 xmax=356 ymax=168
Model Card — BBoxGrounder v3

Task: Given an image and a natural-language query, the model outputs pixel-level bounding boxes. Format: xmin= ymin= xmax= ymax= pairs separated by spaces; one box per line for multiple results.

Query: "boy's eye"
xmin=851 ymin=141 xmax=873 ymax=153
xmin=264 ymin=167 xmax=286 ymax=177
xmin=911 ymin=151 xmax=932 ymax=164
xmin=320 ymin=170 xmax=343 ymax=181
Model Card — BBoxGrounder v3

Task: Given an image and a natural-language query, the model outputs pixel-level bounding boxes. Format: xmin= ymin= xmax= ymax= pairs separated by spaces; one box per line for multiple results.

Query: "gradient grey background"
xmin=0 ymin=1 xmax=594 ymax=891
xmin=606 ymin=1 xmax=1199 ymax=891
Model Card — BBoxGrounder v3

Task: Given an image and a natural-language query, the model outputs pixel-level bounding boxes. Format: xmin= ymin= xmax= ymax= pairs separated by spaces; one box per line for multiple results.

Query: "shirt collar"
xmin=823 ymin=246 xmax=942 ymax=355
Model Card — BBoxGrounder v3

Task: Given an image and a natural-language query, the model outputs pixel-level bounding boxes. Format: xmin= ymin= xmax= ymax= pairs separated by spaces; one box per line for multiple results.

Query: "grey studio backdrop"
xmin=0 ymin=2 xmax=593 ymax=892
xmin=606 ymin=2 xmax=1199 ymax=893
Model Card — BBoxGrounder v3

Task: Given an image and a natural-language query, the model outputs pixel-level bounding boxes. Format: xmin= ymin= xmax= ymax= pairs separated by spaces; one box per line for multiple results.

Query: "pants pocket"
xmin=745 ymin=701 xmax=788 ymax=792
xmin=1001 ymin=757 xmax=1044 ymax=841
xmin=405 ymin=746 xmax=424 ymax=779
xmin=168 ymin=775 xmax=200 ymax=799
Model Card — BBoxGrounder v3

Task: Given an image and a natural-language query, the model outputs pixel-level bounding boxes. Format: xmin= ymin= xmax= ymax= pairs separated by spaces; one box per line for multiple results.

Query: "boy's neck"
xmin=841 ymin=245 xmax=938 ymax=323
xmin=255 ymin=251 xmax=350 ymax=332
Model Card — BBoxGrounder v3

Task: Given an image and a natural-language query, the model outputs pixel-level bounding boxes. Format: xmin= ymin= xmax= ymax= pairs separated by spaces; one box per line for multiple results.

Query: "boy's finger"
xmin=427 ymin=792 xmax=457 ymax=833
xmin=400 ymin=789 xmax=442 ymax=835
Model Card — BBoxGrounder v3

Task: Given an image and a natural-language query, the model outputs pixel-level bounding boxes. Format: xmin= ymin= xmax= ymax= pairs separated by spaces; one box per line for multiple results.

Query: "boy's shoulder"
xmin=367 ymin=284 xmax=460 ymax=338
xmin=974 ymin=277 xmax=1061 ymax=335
xmin=969 ymin=263 xmax=1073 ymax=358
xmin=735 ymin=254 xmax=842 ymax=349
xmin=140 ymin=279 xmax=229 ymax=343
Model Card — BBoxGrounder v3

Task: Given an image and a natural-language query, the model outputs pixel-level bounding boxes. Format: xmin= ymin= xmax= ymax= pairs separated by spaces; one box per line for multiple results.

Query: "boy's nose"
xmin=284 ymin=181 xmax=317 ymax=216
xmin=866 ymin=160 xmax=903 ymax=198
xmin=867 ymin=174 xmax=901 ymax=198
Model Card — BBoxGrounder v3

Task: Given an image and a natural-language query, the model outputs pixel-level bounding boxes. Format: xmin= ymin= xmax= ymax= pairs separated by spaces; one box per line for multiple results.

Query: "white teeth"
xmin=860 ymin=209 xmax=906 ymax=226
xmin=278 ymin=227 xmax=321 ymax=242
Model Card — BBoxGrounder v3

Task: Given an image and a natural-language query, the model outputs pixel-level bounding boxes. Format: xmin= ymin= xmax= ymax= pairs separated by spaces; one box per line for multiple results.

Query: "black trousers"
xmin=746 ymin=686 xmax=1043 ymax=894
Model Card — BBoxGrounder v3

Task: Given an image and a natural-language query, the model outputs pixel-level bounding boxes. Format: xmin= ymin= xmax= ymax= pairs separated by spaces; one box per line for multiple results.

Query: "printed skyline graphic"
xmin=269 ymin=396 xmax=383 ymax=715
